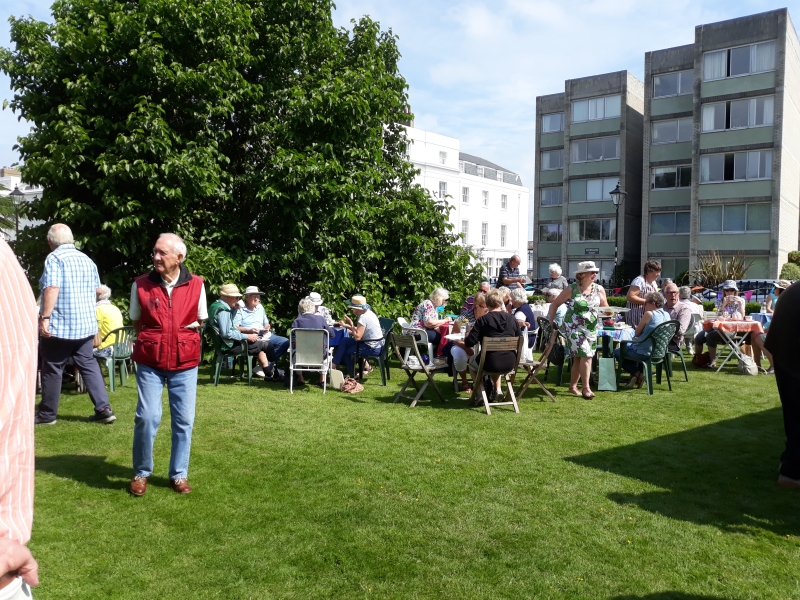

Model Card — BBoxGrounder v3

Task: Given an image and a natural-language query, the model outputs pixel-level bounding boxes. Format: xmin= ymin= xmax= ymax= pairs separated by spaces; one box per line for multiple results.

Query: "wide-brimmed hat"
xmin=348 ymin=294 xmax=369 ymax=309
xmin=574 ymin=261 xmax=600 ymax=274
xmin=219 ymin=283 xmax=242 ymax=297
xmin=243 ymin=286 xmax=264 ymax=296
xmin=721 ymin=280 xmax=738 ymax=291
xmin=774 ymin=279 xmax=792 ymax=290
xmin=309 ymin=292 xmax=323 ymax=306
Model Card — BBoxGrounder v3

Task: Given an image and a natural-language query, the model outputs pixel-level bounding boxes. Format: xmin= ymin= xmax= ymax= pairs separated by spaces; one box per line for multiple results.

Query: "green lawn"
xmin=30 ymin=357 xmax=800 ymax=599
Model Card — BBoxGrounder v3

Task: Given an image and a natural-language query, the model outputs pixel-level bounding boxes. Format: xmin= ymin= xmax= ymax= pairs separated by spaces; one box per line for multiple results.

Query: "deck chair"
xmin=95 ymin=326 xmax=136 ymax=392
xmin=289 ymin=328 xmax=332 ymax=394
xmin=470 ymin=336 xmax=525 ymax=415
xmin=391 ymin=333 xmax=449 ymax=407
xmin=516 ymin=328 xmax=557 ymax=402
xmin=617 ymin=320 xmax=679 ymax=395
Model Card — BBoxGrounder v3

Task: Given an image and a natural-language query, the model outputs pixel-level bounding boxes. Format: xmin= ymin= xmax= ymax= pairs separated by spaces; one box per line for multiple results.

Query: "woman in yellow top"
xmin=94 ymin=285 xmax=124 ymax=358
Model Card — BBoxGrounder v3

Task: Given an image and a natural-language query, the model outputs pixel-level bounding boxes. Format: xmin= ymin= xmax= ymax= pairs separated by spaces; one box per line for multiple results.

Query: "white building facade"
xmin=0 ymin=167 xmax=43 ymax=241
xmin=405 ymin=126 xmax=530 ymax=281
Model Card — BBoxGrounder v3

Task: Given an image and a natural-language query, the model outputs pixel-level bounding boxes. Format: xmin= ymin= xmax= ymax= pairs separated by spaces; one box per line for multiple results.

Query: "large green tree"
xmin=1 ymin=0 xmax=481 ymax=325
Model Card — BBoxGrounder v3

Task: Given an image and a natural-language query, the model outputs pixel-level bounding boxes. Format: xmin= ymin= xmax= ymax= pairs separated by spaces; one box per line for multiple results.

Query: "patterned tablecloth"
xmin=598 ymin=327 xmax=635 ymax=342
xmin=708 ymin=319 xmax=764 ymax=334
xmin=748 ymin=313 xmax=772 ymax=328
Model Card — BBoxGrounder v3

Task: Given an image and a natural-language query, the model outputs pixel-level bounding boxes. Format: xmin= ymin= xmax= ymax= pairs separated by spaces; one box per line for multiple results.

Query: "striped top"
xmin=0 ymin=240 xmax=36 ymax=544
xmin=39 ymin=244 xmax=101 ymax=339
xmin=625 ymin=275 xmax=658 ymax=327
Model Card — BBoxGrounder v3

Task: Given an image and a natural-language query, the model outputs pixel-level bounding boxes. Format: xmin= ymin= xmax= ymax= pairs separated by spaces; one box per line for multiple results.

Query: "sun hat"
xmin=219 ymin=283 xmax=242 ymax=297
xmin=774 ymin=279 xmax=792 ymax=290
xmin=721 ymin=280 xmax=738 ymax=291
xmin=348 ymin=295 xmax=370 ymax=309
xmin=309 ymin=292 xmax=324 ymax=306
xmin=244 ymin=286 xmax=264 ymax=295
xmin=574 ymin=261 xmax=600 ymax=274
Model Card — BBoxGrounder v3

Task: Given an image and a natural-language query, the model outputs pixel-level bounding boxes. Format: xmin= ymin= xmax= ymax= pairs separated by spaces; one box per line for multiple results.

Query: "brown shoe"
xmin=170 ymin=478 xmax=192 ymax=494
xmin=130 ymin=476 xmax=148 ymax=497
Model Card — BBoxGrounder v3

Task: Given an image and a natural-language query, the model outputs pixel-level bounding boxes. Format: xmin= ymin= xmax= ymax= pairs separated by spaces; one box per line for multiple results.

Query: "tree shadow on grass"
xmin=610 ymin=594 xmax=732 ymax=600
xmin=36 ymin=455 xmax=170 ymax=491
xmin=568 ymin=408 xmax=800 ymax=536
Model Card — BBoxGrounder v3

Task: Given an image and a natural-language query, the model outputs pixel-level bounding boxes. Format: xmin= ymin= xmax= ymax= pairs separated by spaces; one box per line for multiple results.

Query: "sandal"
xmin=461 ymin=386 xmax=473 ymax=395
xmin=581 ymin=389 xmax=595 ymax=400
xmin=635 ymin=373 xmax=646 ymax=389
xmin=568 ymin=387 xmax=581 ymax=397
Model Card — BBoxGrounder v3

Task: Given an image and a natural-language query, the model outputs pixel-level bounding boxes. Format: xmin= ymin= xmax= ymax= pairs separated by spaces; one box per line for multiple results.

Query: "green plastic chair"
xmin=95 ymin=326 xmax=136 ymax=392
xmin=666 ymin=343 xmax=690 ymax=383
xmin=207 ymin=322 xmax=253 ymax=386
xmin=355 ymin=317 xmax=395 ymax=385
xmin=616 ymin=320 xmax=679 ymax=395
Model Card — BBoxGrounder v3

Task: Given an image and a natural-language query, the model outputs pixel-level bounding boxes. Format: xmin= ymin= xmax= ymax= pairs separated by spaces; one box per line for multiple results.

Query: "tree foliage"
xmin=1 ymin=0 xmax=482 ymax=327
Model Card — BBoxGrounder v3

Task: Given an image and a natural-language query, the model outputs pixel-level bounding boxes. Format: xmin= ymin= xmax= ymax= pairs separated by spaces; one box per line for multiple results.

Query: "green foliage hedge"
xmin=780 ymin=263 xmax=800 ymax=280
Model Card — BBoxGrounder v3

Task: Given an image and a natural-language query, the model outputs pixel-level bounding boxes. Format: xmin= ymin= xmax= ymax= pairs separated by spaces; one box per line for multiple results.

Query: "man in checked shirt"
xmin=35 ymin=224 xmax=116 ymax=425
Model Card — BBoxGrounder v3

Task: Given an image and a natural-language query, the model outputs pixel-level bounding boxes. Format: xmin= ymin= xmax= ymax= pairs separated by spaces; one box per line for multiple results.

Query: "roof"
xmin=458 ymin=152 xmax=518 ymax=176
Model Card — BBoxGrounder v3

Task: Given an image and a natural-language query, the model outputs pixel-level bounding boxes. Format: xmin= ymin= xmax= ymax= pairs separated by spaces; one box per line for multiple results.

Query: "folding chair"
xmin=397 ymin=317 xmax=434 ymax=360
xmin=469 ymin=336 xmax=525 ymax=415
xmin=289 ymin=328 xmax=332 ymax=394
xmin=95 ymin=326 xmax=136 ymax=392
xmin=391 ymin=333 xmax=448 ymax=407
xmin=516 ymin=328 xmax=557 ymax=402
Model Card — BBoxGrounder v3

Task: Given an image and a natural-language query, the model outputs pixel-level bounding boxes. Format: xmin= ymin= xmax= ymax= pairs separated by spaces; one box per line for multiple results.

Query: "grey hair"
xmin=97 ymin=285 xmax=112 ymax=301
xmin=158 ymin=233 xmax=187 ymax=258
xmin=544 ymin=288 xmax=558 ymax=298
xmin=510 ymin=287 xmax=528 ymax=304
xmin=645 ymin=291 xmax=664 ymax=309
xmin=430 ymin=287 xmax=449 ymax=305
xmin=298 ymin=297 xmax=316 ymax=315
xmin=679 ymin=285 xmax=692 ymax=300
xmin=549 ymin=263 xmax=562 ymax=276
xmin=498 ymin=286 xmax=511 ymax=299
xmin=47 ymin=223 xmax=74 ymax=247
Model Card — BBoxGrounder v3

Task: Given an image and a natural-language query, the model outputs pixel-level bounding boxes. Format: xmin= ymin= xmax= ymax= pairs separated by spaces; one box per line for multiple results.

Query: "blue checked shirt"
xmin=39 ymin=244 xmax=101 ymax=339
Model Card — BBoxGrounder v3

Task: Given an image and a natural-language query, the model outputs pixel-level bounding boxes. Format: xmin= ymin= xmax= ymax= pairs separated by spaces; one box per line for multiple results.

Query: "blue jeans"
xmin=133 ymin=363 xmax=197 ymax=480
xmin=269 ymin=335 xmax=290 ymax=362
xmin=333 ymin=338 xmax=383 ymax=377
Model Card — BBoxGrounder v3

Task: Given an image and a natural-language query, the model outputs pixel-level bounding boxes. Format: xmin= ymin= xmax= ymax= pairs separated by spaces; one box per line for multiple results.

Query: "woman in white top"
xmin=332 ymin=295 xmax=384 ymax=377
xmin=626 ymin=261 xmax=662 ymax=327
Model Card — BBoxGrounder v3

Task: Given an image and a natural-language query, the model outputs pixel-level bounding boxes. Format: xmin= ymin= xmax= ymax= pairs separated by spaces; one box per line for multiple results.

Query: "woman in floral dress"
xmin=547 ymin=261 xmax=609 ymax=399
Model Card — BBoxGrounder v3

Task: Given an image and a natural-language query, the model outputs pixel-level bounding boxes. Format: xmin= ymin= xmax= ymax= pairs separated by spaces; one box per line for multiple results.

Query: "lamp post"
xmin=608 ymin=181 xmax=626 ymax=287
xmin=9 ymin=185 xmax=25 ymax=241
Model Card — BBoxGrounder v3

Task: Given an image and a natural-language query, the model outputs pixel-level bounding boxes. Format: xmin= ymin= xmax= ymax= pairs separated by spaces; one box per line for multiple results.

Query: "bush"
xmin=703 ymin=301 xmax=716 ymax=312
xmin=745 ymin=302 xmax=761 ymax=315
xmin=780 ymin=262 xmax=800 ymax=280
xmin=528 ymin=295 xmax=545 ymax=304
xmin=788 ymin=251 xmax=800 ymax=265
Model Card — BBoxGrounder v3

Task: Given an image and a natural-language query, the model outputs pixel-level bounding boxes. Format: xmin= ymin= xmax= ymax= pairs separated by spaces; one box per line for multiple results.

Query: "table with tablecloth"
xmin=703 ymin=319 xmax=764 ymax=372
xmin=598 ymin=326 xmax=635 ymax=358
xmin=748 ymin=312 xmax=772 ymax=329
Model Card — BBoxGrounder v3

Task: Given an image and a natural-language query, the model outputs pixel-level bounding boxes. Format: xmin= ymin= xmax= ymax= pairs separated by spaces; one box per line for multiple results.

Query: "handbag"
xmin=341 ymin=377 xmax=364 ymax=393
xmin=737 ymin=355 xmax=758 ymax=376
xmin=549 ymin=341 xmax=565 ymax=366
xmin=598 ymin=357 xmax=617 ymax=391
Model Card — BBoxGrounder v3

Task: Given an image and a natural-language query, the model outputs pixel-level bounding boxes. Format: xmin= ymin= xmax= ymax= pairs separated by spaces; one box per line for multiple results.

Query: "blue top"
xmin=629 ymin=308 xmax=669 ymax=356
xmin=39 ymin=244 xmax=101 ymax=339
xmin=233 ymin=302 xmax=269 ymax=329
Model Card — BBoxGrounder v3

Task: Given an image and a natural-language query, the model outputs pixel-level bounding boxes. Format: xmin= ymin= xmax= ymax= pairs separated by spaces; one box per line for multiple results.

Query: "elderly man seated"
xmin=209 ymin=284 xmax=281 ymax=380
xmin=233 ymin=286 xmax=290 ymax=375
xmin=462 ymin=281 xmax=491 ymax=313
xmin=663 ymin=282 xmax=693 ymax=352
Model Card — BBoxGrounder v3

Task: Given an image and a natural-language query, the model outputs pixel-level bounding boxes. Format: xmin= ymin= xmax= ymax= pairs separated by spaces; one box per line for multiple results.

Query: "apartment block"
xmin=642 ymin=9 xmax=799 ymax=279
xmin=533 ymin=71 xmax=644 ymax=281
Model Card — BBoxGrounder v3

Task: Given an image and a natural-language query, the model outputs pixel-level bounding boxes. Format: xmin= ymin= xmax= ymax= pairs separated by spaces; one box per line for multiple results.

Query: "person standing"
xmin=625 ymin=261 xmax=661 ymax=327
xmin=497 ymin=255 xmax=525 ymax=289
xmin=0 ymin=240 xmax=39 ymax=596
xmin=764 ymin=281 xmax=800 ymax=488
xmin=35 ymin=223 xmax=116 ymax=425
xmin=129 ymin=233 xmax=206 ymax=496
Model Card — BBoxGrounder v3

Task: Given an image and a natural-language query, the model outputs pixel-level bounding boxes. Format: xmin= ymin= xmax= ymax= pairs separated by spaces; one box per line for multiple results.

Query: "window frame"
xmin=571 ymin=94 xmax=622 ymax=123
xmin=698 ymin=203 xmax=771 ymax=234
xmin=651 ymin=165 xmax=692 ymax=190
xmin=652 ymin=69 xmax=693 ymax=99
xmin=481 ymin=222 xmax=488 ymax=246
xmin=482 ymin=190 xmax=489 ymax=207
xmin=541 ymin=149 xmax=563 ymax=170
xmin=541 ymin=112 xmax=564 ymax=133
xmin=569 ymin=177 xmax=618 ymax=204
xmin=438 ymin=151 xmax=447 ymax=165
xmin=569 ymin=218 xmax=615 ymax=242
xmin=702 ymin=40 xmax=777 ymax=82
xmin=501 ymin=194 xmax=508 ymax=210
xmin=538 ymin=222 xmax=563 ymax=243
xmin=438 ymin=181 xmax=447 ymax=198
xmin=462 ymin=186 xmax=469 ymax=204
xmin=699 ymin=150 xmax=772 ymax=183
xmin=461 ymin=219 xmax=469 ymax=242
xmin=500 ymin=224 xmax=507 ymax=248
xmin=651 ymin=117 xmax=693 ymax=145
xmin=540 ymin=187 xmax=563 ymax=207
xmin=701 ymin=95 xmax=775 ymax=132
xmin=570 ymin=135 xmax=620 ymax=163
xmin=649 ymin=211 xmax=691 ymax=236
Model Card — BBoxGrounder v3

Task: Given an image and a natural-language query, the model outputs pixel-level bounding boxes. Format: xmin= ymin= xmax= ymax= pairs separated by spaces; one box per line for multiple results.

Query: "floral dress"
xmin=562 ymin=282 xmax=601 ymax=358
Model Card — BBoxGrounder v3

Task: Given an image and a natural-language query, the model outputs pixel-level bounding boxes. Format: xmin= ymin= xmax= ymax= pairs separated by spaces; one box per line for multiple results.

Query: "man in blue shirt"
xmin=497 ymin=255 xmax=525 ymax=289
xmin=233 ymin=286 xmax=290 ymax=378
xmin=36 ymin=224 xmax=115 ymax=425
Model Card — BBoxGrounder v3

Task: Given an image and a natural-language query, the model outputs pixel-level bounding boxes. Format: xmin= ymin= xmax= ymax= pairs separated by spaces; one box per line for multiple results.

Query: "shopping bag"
xmin=597 ymin=357 xmax=617 ymax=391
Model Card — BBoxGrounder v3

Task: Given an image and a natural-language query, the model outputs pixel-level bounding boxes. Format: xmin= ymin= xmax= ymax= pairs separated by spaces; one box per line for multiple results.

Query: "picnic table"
xmin=703 ymin=319 xmax=764 ymax=372
xmin=749 ymin=312 xmax=771 ymax=328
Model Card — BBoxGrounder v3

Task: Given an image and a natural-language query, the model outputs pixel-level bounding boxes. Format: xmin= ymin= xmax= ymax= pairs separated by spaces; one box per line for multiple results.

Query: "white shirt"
xmin=129 ymin=273 xmax=207 ymax=321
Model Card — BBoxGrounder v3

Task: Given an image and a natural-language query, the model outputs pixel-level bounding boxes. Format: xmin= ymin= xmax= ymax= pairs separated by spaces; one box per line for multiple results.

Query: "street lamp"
xmin=9 ymin=185 xmax=25 ymax=240
xmin=608 ymin=181 xmax=626 ymax=287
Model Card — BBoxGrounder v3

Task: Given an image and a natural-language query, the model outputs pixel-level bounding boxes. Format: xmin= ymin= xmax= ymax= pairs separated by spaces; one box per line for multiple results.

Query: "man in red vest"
xmin=129 ymin=234 xmax=207 ymax=496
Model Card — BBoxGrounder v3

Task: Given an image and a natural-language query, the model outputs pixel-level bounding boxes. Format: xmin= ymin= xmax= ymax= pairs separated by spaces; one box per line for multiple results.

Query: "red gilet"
xmin=131 ymin=265 xmax=204 ymax=371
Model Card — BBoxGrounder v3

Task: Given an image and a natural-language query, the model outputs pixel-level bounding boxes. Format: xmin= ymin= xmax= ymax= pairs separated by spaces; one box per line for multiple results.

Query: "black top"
xmin=764 ymin=281 xmax=800 ymax=369
xmin=464 ymin=310 xmax=522 ymax=372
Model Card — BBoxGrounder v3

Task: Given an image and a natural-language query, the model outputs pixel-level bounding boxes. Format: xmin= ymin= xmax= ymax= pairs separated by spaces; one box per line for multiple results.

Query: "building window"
xmin=652 ymin=118 xmax=692 ymax=144
xmin=485 ymin=259 xmax=492 ymax=278
xmin=438 ymin=181 xmax=447 ymax=198
xmin=570 ymin=136 xmax=620 ymax=162
xmin=462 ymin=187 xmax=469 ymax=204
xmin=539 ymin=223 xmax=562 ymax=242
xmin=439 ymin=151 xmax=447 ymax=165
xmin=482 ymin=190 xmax=489 ymax=206
xmin=569 ymin=218 xmax=615 ymax=241
xmin=650 ymin=211 xmax=690 ymax=235
xmin=501 ymin=194 xmax=507 ymax=210
xmin=461 ymin=220 xmax=469 ymax=242
xmin=652 ymin=166 xmax=691 ymax=189
xmin=569 ymin=177 xmax=618 ymax=203
xmin=495 ymin=258 xmax=504 ymax=278
xmin=572 ymin=94 xmax=621 ymax=123
xmin=542 ymin=112 xmax=564 ymax=132
xmin=568 ymin=260 xmax=616 ymax=281
xmin=541 ymin=150 xmax=563 ymax=170
xmin=700 ymin=150 xmax=772 ymax=183
xmin=655 ymin=257 xmax=691 ymax=280
xmin=500 ymin=224 xmax=507 ymax=247
xmin=653 ymin=69 xmax=693 ymax=98
xmin=481 ymin=222 xmax=488 ymax=246
xmin=540 ymin=187 xmax=563 ymax=207
xmin=699 ymin=203 xmax=770 ymax=233
xmin=703 ymin=41 xmax=776 ymax=81
xmin=701 ymin=96 xmax=774 ymax=132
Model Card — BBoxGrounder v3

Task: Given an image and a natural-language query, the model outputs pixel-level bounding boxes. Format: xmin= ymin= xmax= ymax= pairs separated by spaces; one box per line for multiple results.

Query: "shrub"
xmin=787 ymin=251 xmax=800 ymax=265
xmin=780 ymin=262 xmax=800 ymax=280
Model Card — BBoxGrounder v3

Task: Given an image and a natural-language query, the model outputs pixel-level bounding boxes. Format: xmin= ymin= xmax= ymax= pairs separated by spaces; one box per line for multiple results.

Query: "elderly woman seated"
xmin=693 ymin=279 xmax=745 ymax=369
xmin=509 ymin=288 xmax=536 ymax=349
xmin=444 ymin=292 xmax=488 ymax=393
xmin=289 ymin=297 xmax=336 ymax=386
xmin=409 ymin=287 xmax=452 ymax=350
xmin=543 ymin=288 xmax=567 ymax=326
xmin=613 ymin=291 xmax=670 ymax=388
xmin=94 ymin=285 xmax=124 ymax=359
xmin=332 ymin=295 xmax=384 ymax=377
xmin=547 ymin=263 xmax=569 ymax=291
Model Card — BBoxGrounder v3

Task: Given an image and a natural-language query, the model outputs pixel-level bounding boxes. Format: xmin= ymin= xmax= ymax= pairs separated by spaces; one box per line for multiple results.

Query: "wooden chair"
xmin=391 ymin=333 xmax=448 ymax=407
xmin=469 ymin=336 xmax=525 ymax=415
xmin=516 ymin=328 xmax=557 ymax=402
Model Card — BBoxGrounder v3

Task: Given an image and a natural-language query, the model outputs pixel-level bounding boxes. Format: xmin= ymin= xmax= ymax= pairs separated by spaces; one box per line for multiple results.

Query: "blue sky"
xmin=0 ymin=0 xmax=793 ymax=194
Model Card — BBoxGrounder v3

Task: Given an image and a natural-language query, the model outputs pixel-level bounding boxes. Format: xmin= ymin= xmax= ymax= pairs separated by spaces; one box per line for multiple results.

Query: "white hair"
xmin=158 ymin=233 xmax=187 ymax=258
xmin=97 ymin=285 xmax=112 ymax=301
xmin=544 ymin=288 xmax=558 ymax=298
xmin=298 ymin=297 xmax=316 ymax=315
xmin=430 ymin=287 xmax=449 ymax=305
xmin=47 ymin=223 xmax=74 ymax=247
xmin=510 ymin=287 xmax=528 ymax=304
xmin=549 ymin=263 xmax=562 ymax=276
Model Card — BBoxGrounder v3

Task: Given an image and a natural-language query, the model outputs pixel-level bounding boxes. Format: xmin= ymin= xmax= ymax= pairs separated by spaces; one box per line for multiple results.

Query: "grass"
xmin=30 ymin=354 xmax=800 ymax=599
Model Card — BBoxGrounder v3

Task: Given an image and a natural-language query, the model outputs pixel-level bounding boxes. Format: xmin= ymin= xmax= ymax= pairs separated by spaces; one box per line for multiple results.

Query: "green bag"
xmin=598 ymin=357 xmax=617 ymax=391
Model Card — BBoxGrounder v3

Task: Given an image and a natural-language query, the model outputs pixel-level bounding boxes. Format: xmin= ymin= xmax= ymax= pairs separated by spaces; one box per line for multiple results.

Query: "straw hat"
xmin=774 ymin=279 xmax=792 ymax=290
xmin=243 ymin=286 xmax=264 ymax=296
xmin=348 ymin=295 xmax=369 ymax=309
xmin=219 ymin=283 xmax=242 ymax=297
xmin=574 ymin=261 xmax=600 ymax=274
